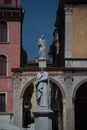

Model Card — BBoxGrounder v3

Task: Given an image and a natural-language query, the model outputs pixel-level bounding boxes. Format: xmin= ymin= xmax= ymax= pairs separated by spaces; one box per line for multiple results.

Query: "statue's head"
xmin=41 ymin=35 xmax=44 ymax=39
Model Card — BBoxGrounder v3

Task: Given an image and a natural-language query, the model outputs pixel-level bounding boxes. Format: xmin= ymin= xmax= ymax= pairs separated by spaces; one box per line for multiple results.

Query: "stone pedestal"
xmin=33 ymin=107 xmax=53 ymax=130
xmin=38 ymin=57 xmax=47 ymax=68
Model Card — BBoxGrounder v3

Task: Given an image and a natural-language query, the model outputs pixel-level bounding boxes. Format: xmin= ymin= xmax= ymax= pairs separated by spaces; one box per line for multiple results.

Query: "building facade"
xmin=48 ymin=0 xmax=87 ymax=130
xmin=0 ymin=0 xmax=87 ymax=130
xmin=0 ymin=0 xmax=26 ymax=125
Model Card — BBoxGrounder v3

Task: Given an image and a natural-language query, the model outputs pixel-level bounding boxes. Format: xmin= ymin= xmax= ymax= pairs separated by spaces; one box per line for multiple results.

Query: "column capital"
xmin=12 ymin=75 xmax=22 ymax=84
xmin=64 ymin=7 xmax=73 ymax=15
xmin=64 ymin=75 xmax=74 ymax=83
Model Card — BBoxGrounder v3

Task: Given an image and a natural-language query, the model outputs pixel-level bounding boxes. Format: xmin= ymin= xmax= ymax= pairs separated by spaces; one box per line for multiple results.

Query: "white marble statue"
xmin=36 ymin=67 xmax=50 ymax=108
xmin=38 ymin=35 xmax=46 ymax=58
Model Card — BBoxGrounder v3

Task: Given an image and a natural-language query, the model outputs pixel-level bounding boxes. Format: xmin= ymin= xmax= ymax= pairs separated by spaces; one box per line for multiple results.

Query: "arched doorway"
xmin=50 ymin=81 xmax=63 ymax=130
xmin=21 ymin=79 xmax=64 ymax=130
xmin=22 ymin=82 xmax=37 ymax=128
xmin=75 ymin=82 xmax=87 ymax=130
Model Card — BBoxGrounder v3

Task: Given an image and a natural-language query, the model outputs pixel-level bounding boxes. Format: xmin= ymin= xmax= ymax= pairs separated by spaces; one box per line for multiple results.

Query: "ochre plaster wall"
xmin=72 ymin=6 xmax=87 ymax=58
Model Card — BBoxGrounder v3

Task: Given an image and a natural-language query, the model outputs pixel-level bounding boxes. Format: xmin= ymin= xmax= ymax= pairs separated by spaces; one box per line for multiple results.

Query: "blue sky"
xmin=22 ymin=0 xmax=59 ymax=60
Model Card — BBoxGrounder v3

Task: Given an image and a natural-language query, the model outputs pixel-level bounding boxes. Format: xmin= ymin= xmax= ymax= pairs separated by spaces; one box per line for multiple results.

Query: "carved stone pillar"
xmin=64 ymin=7 xmax=73 ymax=67
xmin=13 ymin=76 xmax=22 ymax=128
xmin=63 ymin=99 xmax=66 ymax=130
xmin=64 ymin=75 xmax=73 ymax=130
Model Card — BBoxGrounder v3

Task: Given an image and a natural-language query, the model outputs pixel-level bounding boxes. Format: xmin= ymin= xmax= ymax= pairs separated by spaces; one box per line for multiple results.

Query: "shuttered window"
xmin=0 ymin=94 xmax=5 ymax=112
xmin=0 ymin=55 xmax=7 ymax=76
xmin=4 ymin=0 xmax=12 ymax=4
xmin=0 ymin=22 xmax=7 ymax=43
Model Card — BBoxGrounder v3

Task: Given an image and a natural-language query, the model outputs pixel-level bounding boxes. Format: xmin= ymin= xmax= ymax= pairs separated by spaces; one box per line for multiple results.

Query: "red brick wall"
xmin=0 ymin=78 xmax=13 ymax=112
xmin=0 ymin=0 xmax=22 ymax=114
xmin=7 ymin=91 xmax=13 ymax=112
xmin=0 ymin=21 xmax=21 ymax=76
xmin=0 ymin=44 xmax=20 ymax=75
xmin=9 ymin=22 xmax=21 ymax=43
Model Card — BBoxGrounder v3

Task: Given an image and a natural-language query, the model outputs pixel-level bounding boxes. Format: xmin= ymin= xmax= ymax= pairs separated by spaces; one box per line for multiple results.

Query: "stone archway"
xmin=22 ymin=83 xmax=35 ymax=127
xmin=73 ymin=81 xmax=87 ymax=130
xmin=20 ymin=77 xmax=65 ymax=129
xmin=50 ymin=80 xmax=63 ymax=130
xmin=13 ymin=77 xmax=37 ymax=128
xmin=49 ymin=78 xmax=65 ymax=130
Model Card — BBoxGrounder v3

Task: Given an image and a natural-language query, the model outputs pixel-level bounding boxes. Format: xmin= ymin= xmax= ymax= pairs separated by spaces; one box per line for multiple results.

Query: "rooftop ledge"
xmin=12 ymin=67 xmax=87 ymax=73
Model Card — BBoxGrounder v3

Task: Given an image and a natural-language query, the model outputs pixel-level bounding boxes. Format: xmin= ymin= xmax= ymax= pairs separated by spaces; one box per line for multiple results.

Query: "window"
xmin=0 ymin=21 xmax=7 ymax=43
xmin=4 ymin=0 xmax=12 ymax=4
xmin=0 ymin=94 xmax=5 ymax=112
xmin=0 ymin=55 xmax=7 ymax=76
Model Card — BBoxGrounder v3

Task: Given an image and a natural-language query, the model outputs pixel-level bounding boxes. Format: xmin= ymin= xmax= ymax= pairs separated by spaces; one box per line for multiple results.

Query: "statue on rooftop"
xmin=38 ymin=35 xmax=46 ymax=58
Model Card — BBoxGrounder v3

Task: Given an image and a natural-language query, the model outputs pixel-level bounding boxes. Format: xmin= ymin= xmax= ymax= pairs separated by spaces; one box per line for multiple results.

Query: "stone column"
xmin=64 ymin=75 xmax=73 ymax=130
xmin=64 ymin=7 xmax=73 ymax=67
xmin=13 ymin=76 xmax=22 ymax=128
xmin=63 ymin=99 xmax=66 ymax=130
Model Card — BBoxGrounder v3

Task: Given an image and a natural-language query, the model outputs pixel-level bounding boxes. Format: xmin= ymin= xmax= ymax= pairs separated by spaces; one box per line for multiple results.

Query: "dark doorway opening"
xmin=23 ymin=83 xmax=34 ymax=128
xmin=50 ymin=81 xmax=63 ymax=130
xmin=75 ymin=82 xmax=87 ymax=130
